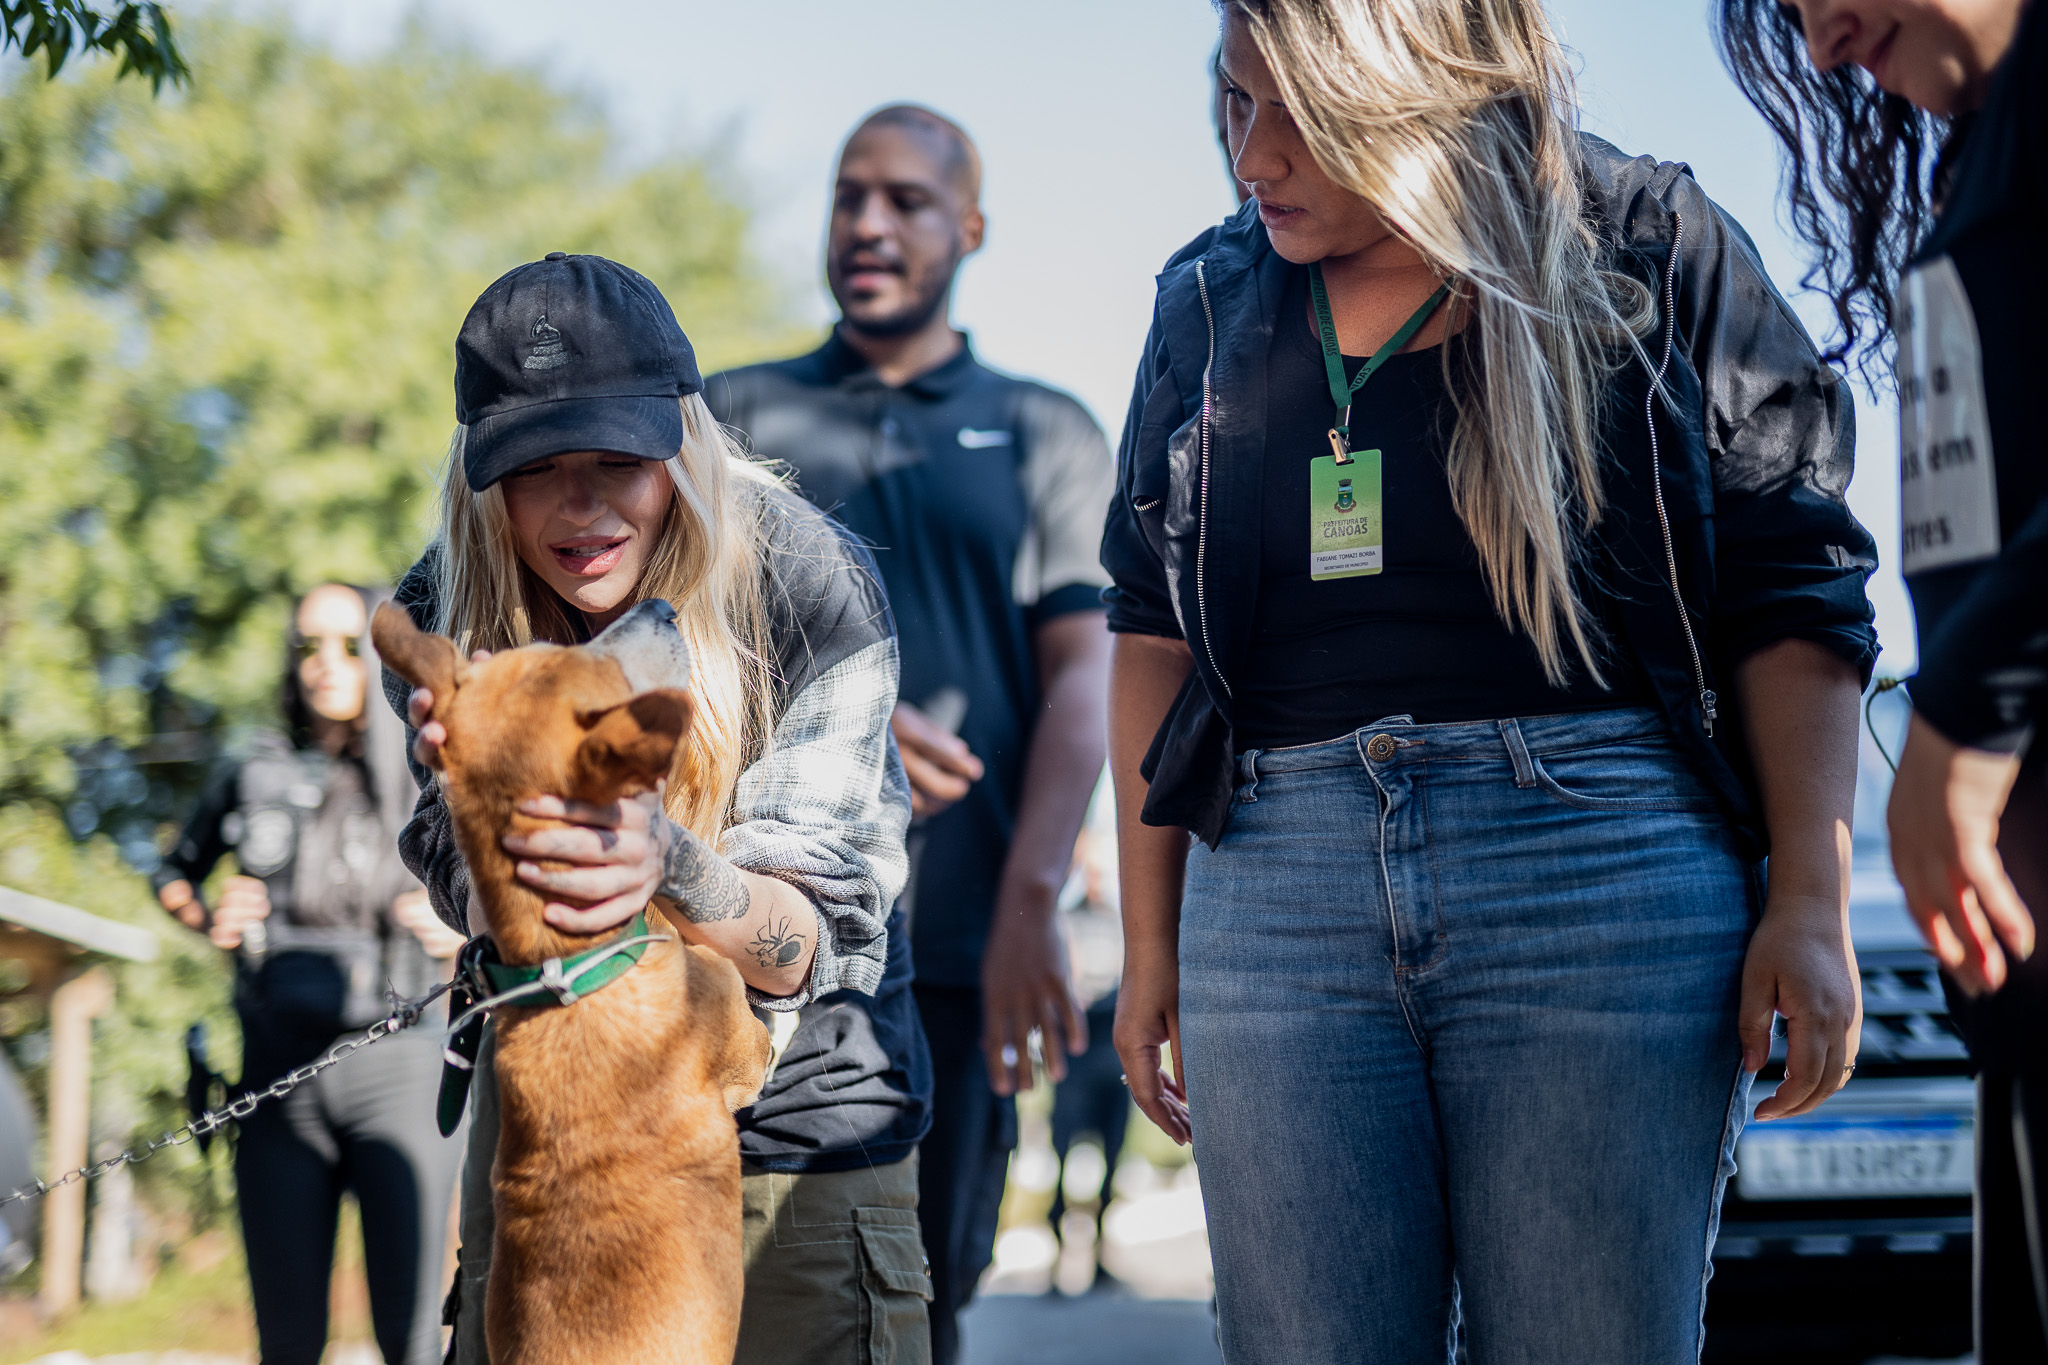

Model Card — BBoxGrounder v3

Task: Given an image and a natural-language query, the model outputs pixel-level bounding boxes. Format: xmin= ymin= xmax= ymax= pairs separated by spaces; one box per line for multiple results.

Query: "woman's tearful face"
xmin=501 ymin=450 xmax=675 ymax=629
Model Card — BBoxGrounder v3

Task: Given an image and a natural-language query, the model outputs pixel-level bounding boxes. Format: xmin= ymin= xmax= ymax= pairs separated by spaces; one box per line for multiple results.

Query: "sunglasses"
xmin=296 ymin=634 xmax=363 ymax=660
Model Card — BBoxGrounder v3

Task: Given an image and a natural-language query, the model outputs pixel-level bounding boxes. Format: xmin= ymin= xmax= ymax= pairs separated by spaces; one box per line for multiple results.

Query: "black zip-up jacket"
xmin=1100 ymin=136 xmax=1880 ymax=859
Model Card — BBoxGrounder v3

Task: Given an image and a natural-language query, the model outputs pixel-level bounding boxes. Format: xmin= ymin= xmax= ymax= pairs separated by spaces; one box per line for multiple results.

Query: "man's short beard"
xmin=844 ymin=292 xmax=946 ymax=338
xmin=836 ymin=251 xmax=960 ymax=339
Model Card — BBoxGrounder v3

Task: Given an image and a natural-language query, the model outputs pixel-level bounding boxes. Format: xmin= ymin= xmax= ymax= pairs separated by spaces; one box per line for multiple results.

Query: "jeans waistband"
xmin=1236 ymin=707 xmax=1672 ymax=782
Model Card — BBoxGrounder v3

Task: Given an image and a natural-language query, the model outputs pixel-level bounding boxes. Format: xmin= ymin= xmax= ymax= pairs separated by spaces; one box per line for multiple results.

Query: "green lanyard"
xmin=1307 ymin=261 xmax=1451 ymax=464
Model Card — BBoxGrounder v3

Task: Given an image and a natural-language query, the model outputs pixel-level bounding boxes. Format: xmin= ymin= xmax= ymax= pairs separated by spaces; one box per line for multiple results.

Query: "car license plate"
xmin=1737 ymin=1116 xmax=1973 ymax=1200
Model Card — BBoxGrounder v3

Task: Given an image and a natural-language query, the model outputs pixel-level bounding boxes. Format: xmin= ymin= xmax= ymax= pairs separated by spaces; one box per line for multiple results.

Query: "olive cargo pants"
xmin=444 ymin=1029 xmax=932 ymax=1364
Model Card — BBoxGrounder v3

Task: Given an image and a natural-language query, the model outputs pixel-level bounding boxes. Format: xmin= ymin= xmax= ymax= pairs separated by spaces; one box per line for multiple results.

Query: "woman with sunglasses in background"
xmin=1719 ymin=1 xmax=2047 ymax=1355
xmin=156 ymin=583 xmax=466 ymax=1365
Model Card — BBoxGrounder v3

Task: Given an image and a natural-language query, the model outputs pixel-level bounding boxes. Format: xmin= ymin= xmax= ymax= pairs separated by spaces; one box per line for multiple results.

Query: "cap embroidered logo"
xmin=523 ymin=314 xmax=570 ymax=372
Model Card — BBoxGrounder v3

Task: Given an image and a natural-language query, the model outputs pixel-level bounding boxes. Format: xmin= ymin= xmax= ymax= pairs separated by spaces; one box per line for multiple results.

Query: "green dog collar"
xmin=435 ymin=912 xmax=668 ymax=1137
xmin=468 ymin=910 xmax=660 ymax=1007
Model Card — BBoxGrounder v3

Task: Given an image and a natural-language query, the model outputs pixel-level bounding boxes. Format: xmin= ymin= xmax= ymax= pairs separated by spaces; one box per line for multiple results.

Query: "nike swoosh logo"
xmin=957 ymin=427 xmax=1014 ymax=449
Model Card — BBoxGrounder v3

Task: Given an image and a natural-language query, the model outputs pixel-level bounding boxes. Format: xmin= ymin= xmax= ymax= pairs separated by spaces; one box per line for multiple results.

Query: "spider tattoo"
xmin=748 ymin=915 xmax=805 ymax=969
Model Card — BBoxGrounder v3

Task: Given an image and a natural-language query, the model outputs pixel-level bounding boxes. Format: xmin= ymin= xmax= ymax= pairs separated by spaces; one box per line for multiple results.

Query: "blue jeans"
xmin=1179 ymin=709 xmax=1756 ymax=1365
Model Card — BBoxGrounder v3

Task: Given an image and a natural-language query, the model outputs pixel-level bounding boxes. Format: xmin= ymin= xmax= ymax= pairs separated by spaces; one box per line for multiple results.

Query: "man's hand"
xmin=210 ymin=875 xmax=272 ymax=951
xmin=499 ymin=790 xmax=669 ymax=936
xmin=1887 ymin=713 xmax=2032 ymax=995
xmin=981 ymin=900 xmax=1086 ymax=1095
xmin=1740 ymin=891 xmax=1862 ymax=1121
xmin=392 ymin=888 xmax=465 ymax=959
xmin=892 ymin=701 xmax=983 ymax=818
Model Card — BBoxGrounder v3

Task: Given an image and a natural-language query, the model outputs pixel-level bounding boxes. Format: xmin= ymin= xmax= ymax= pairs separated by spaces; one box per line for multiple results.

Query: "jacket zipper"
xmin=1193 ymin=259 xmax=1230 ymax=698
xmin=1644 ymin=211 xmax=1718 ymax=738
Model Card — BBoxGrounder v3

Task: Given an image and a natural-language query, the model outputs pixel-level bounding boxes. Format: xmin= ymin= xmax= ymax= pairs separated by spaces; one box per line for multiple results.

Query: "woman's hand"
xmin=1114 ymin=939 xmax=1190 ymax=1145
xmin=1107 ymin=632 xmax=1198 ymax=1147
xmin=392 ymin=889 xmax=466 ymax=959
xmin=408 ymin=688 xmax=444 ymax=771
xmin=406 ymin=650 xmax=490 ymax=771
xmin=1730 ymin=639 xmax=1864 ymax=1122
xmin=1887 ymin=713 xmax=2032 ymax=995
xmin=156 ymin=878 xmax=205 ymax=932
xmin=209 ymin=875 xmax=272 ymax=951
xmin=498 ymin=791 xmax=670 ymax=936
xmin=1739 ymin=891 xmax=1862 ymax=1121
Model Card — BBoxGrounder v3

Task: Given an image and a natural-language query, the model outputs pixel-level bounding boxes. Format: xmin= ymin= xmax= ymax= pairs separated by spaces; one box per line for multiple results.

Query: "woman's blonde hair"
xmin=1226 ymin=0 xmax=1654 ymax=683
xmin=432 ymin=394 xmax=780 ymax=840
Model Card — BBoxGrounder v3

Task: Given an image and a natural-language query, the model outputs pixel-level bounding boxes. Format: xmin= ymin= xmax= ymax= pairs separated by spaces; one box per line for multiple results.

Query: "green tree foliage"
xmin=0 ymin=11 xmax=800 ymax=1233
xmin=1 ymin=1 xmax=186 ymax=91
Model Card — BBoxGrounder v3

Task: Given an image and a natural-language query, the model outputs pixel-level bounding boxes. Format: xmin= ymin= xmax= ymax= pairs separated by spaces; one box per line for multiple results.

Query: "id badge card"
xmin=1309 ymin=451 xmax=1382 ymax=580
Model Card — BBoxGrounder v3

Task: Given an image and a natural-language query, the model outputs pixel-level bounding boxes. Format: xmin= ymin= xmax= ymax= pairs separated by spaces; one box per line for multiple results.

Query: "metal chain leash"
xmin=0 ymin=977 xmax=459 ymax=1210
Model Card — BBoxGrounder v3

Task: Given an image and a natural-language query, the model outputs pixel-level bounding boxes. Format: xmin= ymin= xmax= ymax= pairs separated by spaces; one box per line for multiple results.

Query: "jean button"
xmin=1365 ymin=733 xmax=1397 ymax=762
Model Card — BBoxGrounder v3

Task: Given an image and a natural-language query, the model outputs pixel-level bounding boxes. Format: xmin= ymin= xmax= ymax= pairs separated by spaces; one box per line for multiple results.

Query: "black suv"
xmin=1704 ymin=860 xmax=1975 ymax=1363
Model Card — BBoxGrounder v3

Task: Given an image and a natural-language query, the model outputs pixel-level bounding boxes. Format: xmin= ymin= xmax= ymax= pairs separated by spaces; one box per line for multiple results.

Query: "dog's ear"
xmin=371 ymin=601 xmax=464 ymax=704
xmin=570 ymin=689 xmax=696 ymax=798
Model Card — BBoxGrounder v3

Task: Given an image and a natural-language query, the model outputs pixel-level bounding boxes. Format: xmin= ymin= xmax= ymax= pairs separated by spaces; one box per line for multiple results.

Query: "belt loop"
xmin=1240 ymin=750 xmax=1261 ymax=803
xmin=1499 ymin=718 xmax=1537 ymax=789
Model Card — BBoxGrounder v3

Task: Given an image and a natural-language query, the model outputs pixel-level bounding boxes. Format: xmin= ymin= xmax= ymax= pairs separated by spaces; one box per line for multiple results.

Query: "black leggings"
xmin=236 ymin=1026 xmax=462 ymax=1365
xmin=1979 ymin=1068 xmax=2048 ymax=1362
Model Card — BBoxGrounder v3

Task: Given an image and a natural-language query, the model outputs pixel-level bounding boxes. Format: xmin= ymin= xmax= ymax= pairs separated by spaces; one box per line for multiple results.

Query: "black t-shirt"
xmin=707 ymin=335 xmax=1114 ymax=989
xmin=1895 ymin=0 xmax=2048 ymax=753
xmin=1232 ymin=270 xmax=1645 ymax=750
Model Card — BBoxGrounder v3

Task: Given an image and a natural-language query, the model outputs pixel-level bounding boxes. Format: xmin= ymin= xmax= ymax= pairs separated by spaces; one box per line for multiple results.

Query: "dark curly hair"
xmin=1713 ymin=0 xmax=1954 ymax=383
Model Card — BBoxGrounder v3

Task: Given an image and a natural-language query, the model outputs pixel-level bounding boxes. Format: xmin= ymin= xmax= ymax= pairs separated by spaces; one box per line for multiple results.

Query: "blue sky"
xmin=277 ymin=0 xmax=1911 ymax=674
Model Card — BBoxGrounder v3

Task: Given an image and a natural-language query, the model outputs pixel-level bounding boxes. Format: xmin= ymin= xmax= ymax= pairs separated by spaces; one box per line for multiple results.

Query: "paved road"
xmin=959 ymin=1292 xmax=1221 ymax=1365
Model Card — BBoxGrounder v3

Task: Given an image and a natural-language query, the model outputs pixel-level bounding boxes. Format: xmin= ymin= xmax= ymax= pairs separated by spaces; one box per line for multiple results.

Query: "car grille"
xmin=1839 ymin=948 xmax=1970 ymax=1073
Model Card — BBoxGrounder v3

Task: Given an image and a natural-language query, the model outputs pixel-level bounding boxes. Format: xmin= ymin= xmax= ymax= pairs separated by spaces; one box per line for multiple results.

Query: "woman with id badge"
xmin=1720 ymin=1 xmax=2048 ymax=1355
xmin=1098 ymin=1 xmax=1881 ymax=1360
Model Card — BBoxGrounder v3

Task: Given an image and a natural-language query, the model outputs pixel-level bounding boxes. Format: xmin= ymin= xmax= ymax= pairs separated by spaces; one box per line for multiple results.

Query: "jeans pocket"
xmin=857 ymin=1207 xmax=933 ymax=1365
xmin=1529 ymin=735 xmax=1720 ymax=812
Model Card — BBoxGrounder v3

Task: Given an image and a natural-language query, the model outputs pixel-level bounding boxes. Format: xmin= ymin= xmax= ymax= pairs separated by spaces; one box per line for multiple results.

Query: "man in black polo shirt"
xmin=708 ymin=105 xmax=1113 ymax=1363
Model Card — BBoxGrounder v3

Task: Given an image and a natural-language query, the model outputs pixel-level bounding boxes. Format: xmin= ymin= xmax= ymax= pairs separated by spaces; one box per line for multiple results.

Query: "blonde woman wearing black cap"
xmin=389 ymin=253 xmax=933 ymax=1365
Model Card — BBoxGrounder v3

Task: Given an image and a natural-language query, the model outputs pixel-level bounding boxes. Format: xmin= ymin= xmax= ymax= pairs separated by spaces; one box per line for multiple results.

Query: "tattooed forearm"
xmin=659 ymin=823 xmax=753 ymax=923
xmin=747 ymin=914 xmax=808 ymax=970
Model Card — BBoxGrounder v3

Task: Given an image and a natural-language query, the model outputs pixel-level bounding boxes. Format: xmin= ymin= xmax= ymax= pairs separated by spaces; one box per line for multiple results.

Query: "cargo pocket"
xmin=857 ymin=1205 xmax=933 ymax=1365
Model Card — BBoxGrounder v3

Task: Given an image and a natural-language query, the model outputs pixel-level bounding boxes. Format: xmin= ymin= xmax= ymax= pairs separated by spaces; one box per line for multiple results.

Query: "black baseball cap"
xmin=454 ymin=253 xmax=702 ymax=492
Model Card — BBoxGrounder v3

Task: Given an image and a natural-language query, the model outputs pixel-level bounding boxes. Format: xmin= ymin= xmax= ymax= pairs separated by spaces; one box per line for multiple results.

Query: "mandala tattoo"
xmin=748 ymin=914 xmax=807 ymax=970
xmin=659 ymin=824 xmax=752 ymax=923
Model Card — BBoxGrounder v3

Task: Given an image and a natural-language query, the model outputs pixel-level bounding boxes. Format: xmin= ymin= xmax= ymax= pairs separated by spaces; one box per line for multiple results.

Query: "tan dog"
xmin=373 ymin=598 xmax=771 ymax=1365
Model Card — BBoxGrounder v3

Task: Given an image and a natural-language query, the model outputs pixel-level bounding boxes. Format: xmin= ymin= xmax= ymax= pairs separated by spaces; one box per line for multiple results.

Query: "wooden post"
xmin=39 ymin=964 xmax=112 ymax=1317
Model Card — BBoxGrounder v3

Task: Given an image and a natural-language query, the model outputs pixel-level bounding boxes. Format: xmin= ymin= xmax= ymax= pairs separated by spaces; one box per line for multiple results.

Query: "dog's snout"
xmin=586 ymin=597 xmax=691 ymax=694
